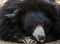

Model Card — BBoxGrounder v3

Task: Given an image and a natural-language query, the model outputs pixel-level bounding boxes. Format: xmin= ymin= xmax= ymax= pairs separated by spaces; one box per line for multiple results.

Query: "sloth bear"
xmin=0 ymin=0 xmax=60 ymax=43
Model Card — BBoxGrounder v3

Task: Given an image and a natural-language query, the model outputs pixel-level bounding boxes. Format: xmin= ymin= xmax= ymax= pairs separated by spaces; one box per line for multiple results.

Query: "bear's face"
xmin=23 ymin=11 xmax=51 ymax=42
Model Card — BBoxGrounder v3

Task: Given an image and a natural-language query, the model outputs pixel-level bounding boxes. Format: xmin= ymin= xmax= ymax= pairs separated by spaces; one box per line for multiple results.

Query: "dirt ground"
xmin=0 ymin=40 xmax=60 ymax=44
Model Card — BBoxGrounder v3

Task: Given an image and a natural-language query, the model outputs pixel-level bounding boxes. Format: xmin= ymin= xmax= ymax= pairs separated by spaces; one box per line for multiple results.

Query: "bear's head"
xmin=22 ymin=11 xmax=51 ymax=42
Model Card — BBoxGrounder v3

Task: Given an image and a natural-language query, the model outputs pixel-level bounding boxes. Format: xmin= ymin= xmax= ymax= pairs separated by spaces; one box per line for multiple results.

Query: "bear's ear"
xmin=5 ymin=9 xmax=20 ymax=18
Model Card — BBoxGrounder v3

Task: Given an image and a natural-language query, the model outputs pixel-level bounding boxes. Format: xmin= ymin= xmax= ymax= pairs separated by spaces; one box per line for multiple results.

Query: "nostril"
xmin=38 ymin=35 xmax=45 ymax=43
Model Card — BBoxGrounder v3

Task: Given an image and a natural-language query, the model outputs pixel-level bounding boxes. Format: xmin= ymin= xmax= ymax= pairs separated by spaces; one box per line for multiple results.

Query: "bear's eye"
xmin=23 ymin=24 xmax=36 ymax=34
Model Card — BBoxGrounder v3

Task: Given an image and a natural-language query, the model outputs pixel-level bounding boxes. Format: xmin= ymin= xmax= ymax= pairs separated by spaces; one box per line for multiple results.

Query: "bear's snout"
xmin=33 ymin=26 xmax=45 ymax=43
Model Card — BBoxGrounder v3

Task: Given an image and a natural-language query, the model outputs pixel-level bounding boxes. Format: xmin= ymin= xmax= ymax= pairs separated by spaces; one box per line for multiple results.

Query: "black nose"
xmin=38 ymin=35 xmax=45 ymax=43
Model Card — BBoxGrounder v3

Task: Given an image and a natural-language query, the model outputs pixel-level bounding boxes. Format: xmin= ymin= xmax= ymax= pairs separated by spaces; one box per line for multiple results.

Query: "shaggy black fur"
xmin=0 ymin=0 xmax=60 ymax=43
